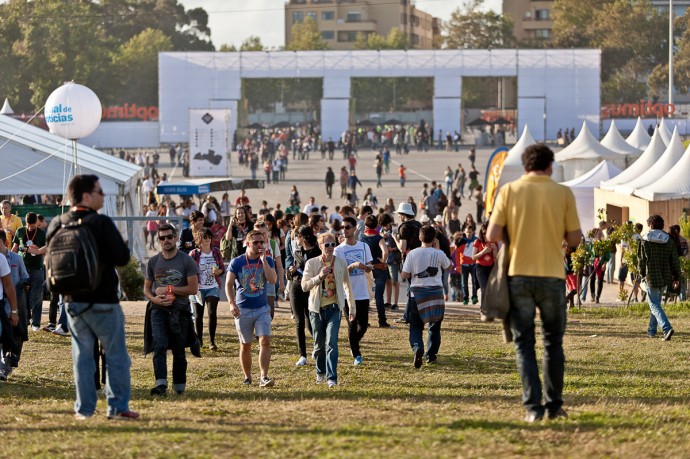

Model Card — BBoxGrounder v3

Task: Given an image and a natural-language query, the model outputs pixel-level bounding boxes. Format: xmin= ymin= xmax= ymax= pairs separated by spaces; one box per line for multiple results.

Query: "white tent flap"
xmin=626 ymin=117 xmax=652 ymax=150
xmin=600 ymin=128 xmax=666 ymax=190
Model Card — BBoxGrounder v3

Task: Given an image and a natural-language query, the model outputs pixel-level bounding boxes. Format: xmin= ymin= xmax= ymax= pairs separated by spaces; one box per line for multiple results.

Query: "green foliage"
xmin=287 ymin=17 xmax=327 ymax=51
xmin=351 ymin=77 xmax=433 ymax=114
xmin=570 ymin=240 xmax=591 ymax=273
xmin=679 ymin=212 xmax=690 ymax=239
xmin=445 ymin=0 xmax=515 ymax=49
xmin=610 ymin=221 xmax=640 ymax=276
xmin=239 ymin=36 xmax=265 ymax=52
xmin=116 ymin=256 xmax=145 ymax=301
xmin=354 ymin=28 xmax=410 ymax=50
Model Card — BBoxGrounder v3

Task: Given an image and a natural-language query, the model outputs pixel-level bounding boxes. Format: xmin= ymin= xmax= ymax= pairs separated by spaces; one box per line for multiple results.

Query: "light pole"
xmin=669 ymin=0 xmax=674 ymax=106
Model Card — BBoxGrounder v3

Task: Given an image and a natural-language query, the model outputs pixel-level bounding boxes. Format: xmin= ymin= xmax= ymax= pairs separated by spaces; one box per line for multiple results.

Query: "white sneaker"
xmin=31 ymin=326 xmax=40 ymax=332
xmin=295 ymin=356 xmax=307 ymax=367
xmin=53 ymin=326 xmax=70 ymax=336
xmin=327 ymin=380 xmax=337 ymax=387
xmin=316 ymin=374 xmax=325 ymax=384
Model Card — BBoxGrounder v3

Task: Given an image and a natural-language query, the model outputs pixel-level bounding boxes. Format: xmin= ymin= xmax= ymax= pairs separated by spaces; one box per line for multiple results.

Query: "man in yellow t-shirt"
xmin=488 ymin=143 xmax=581 ymax=424
xmin=0 ymin=200 xmax=23 ymax=246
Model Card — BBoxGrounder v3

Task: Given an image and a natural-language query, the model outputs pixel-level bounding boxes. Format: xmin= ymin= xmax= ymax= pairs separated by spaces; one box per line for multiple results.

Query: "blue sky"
xmin=180 ymin=0 xmax=502 ymax=49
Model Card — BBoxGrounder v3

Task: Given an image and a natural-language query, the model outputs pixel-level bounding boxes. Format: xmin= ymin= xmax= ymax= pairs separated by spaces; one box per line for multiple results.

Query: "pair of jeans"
xmin=150 ymin=307 xmax=188 ymax=392
xmin=646 ymin=287 xmax=672 ymax=336
xmin=476 ymin=263 xmax=494 ymax=292
xmin=407 ymin=294 xmax=442 ymax=360
xmin=461 ymin=264 xmax=478 ymax=299
xmin=373 ymin=269 xmax=389 ymax=325
xmin=66 ymin=302 xmax=131 ymax=417
xmin=310 ymin=304 xmax=341 ymax=382
xmin=508 ymin=276 xmax=566 ymax=417
xmin=326 ymin=183 xmax=333 ymax=198
xmin=27 ymin=268 xmax=44 ymax=328
xmin=290 ymin=282 xmax=312 ymax=358
xmin=589 ymin=269 xmax=604 ymax=301
xmin=344 ymin=299 xmax=369 ymax=358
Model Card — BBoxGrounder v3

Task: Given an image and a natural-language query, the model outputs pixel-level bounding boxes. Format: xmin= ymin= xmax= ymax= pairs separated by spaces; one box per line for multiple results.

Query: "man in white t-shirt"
xmin=302 ymin=197 xmax=319 ymax=215
xmin=333 ymin=216 xmax=373 ymax=366
xmin=402 ymin=225 xmax=451 ymax=369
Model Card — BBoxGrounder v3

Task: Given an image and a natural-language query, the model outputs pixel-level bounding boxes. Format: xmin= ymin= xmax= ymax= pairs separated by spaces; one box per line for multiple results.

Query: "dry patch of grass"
xmin=2 ymin=305 xmax=690 ymax=458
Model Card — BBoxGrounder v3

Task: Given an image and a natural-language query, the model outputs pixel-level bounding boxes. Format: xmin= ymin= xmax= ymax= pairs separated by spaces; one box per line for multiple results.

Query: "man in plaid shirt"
xmin=638 ymin=214 xmax=680 ymax=340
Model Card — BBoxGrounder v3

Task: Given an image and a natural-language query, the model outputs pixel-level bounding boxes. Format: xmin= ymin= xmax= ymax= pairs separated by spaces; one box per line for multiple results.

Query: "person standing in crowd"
xmin=638 ymin=215 xmax=680 ymax=340
xmin=325 ymin=167 xmax=335 ymax=199
xmin=179 ymin=210 xmax=205 ymax=255
xmin=46 ymin=174 xmax=138 ymax=420
xmin=339 ymin=166 xmax=349 ymax=198
xmin=467 ymin=166 xmax=480 ymax=194
xmin=473 ymin=185 xmax=485 ymax=223
xmin=226 ymin=229 xmax=277 ymax=387
xmin=145 ymin=224 xmax=199 ymax=396
xmin=0 ymin=229 xmax=26 ymax=381
xmin=287 ymin=226 xmax=321 ymax=367
xmin=472 ymin=222 xmax=497 ymax=293
xmin=399 ymin=164 xmax=407 ymax=187
xmin=488 ymin=143 xmax=581 ymax=423
xmin=334 ymin=217 xmax=373 ymax=366
xmin=375 ymin=155 xmax=383 ymax=188
xmin=454 ymin=164 xmax=466 ymax=199
xmin=189 ymin=228 xmax=225 ymax=351
xmin=144 ymin=203 xmax=159 ymax=250
xmin=253 ymin=218 xmax=285 ymax=318
xmin=222 ymin=206 xmax=251 ymax=260
xmin=12 ymin=212 xmax=46 ymax=331
xmin=301 ymin=232 xmax=355 ymax=387
xmin=0 ymin=200 xmax=23 ymax=246
xmin=468 ymin=147 xmax=476 ymax=169
xmin=360 ymin=215 xmax=390 ymax=328
xmin=669 ymin=224 xmax=688 ymax=300
xmin=379 ymin=213 xmax=401 ymax=311
xmin=455 ymin=225 xmax=479 ymax=305
xmin=444 ymin=166 xmax=454 ymax=196
xmin=401 ymin=225 xmax=451 ymax=368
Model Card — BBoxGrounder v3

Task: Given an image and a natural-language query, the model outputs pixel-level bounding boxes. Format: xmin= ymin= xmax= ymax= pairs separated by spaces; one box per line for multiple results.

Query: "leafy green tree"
xmin=219 ymin=44 xmax=238 ymax=52
xmin=444 ymin=0 xmax=515 ymax=49
xmin=287 ymin=17 xmax=327 ymax=51
xmin=649 ymin=9 xmax=690 ymax=96
xmin=240 ymin=36 xmax=265 ymax=52
xmin=112 ymin=28 xmax=173 ymax=106
xmin=354 ymin=28 xmax=410 ymax=50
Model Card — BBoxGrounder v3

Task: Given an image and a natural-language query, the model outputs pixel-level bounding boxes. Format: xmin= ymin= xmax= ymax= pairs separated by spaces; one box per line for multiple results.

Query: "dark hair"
xmin=189 ymin=210 xmax=204 ymax=222
xmin=521 ymin=143 xmax=554 ymax=172
xmin=68 ymin=174 xmax=99 ymax=204
xmin=195 ymin=227 xmax=214 ymax=245
xmin=158 ymin=223 xmax=177 ymax=236
xmin=340 ymin=205 xmax=354 ymax=216
xmin=37 ymin=214 xmax=45 ymax=222
xmin=647 ymin=214 xmax=664 ymax=230
xmin=25 ymin=212 xmax=37 ymax=224
xmin=297 ymin=225 xmax=317 ymax=247
xmin=308 ymin=214 xmax=322 ymax=228
xmin=420 ymin=225 xmax=436 ymax=243
xmin=292 ymin=212 xmax=309 ymax=230
xmin=342 ymin=216 xmax=357 ymax=228
xmin=361 ymin=205 xmax=373 ymax=216
xmin=634 ymin=223 xmax=643 ymax=232
xmin=263 ymin=213 xmax=280 ymax=239
xmin=331 ymin=219 xmax=342 ymax=231
xmin=378 ymin=212 xmax=393 ymax=227
xmin=478 ymin=222 xmax=488 ymax=243
xmin=365 ymin=214 xmax=378 ymax=229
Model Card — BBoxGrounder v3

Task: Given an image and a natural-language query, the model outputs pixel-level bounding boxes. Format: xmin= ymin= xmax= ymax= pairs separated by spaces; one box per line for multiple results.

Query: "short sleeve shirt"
xmin=402 ymin=247 xmax=451 ymax=288
xmin=146 ymin=251 xmax=199 ymax=309
xmin=334 ymin=241 xmax=372 ymax=301
xmin=229 ymin=254 xmax=275 ymax=309
xmin=13 ymin=227 xmax=46 ymax=270
xmin=0 ymin=254 xmax=10 ymax=298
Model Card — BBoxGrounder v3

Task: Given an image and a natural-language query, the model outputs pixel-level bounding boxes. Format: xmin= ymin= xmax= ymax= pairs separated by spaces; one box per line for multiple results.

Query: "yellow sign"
xmin=484 ymin=147 xmax=509 ymax=219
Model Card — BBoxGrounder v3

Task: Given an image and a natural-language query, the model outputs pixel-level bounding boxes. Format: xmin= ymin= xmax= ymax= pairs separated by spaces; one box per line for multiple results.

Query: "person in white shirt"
xmin=401 ymin=225 xmax=451 ymax=369
xmin=302 ymin=196 xmax=318 ymax=215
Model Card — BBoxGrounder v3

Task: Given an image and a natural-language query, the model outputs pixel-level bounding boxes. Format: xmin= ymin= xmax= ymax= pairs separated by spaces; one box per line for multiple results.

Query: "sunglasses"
xmin=159 ymin=234 xmax=175 ymax=241
xmin=342 ymin=225 xmax=353 ymax=230
xmin=254 ymin=222 xmax=266 ymax=228
xmin=323 ymin=242 xmax=336 ymax=248
xmin=92 ymin=188 xmax=104 ymax=196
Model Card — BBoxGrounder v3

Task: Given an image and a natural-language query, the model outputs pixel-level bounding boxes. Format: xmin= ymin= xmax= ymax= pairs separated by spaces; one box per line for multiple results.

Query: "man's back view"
xmin=488 ymin=144 xmax=581 ymax=423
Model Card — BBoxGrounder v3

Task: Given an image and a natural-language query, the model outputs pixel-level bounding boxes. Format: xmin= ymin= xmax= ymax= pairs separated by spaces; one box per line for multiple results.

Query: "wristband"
xmin=11 ymin=310 xmax=18 ymax=313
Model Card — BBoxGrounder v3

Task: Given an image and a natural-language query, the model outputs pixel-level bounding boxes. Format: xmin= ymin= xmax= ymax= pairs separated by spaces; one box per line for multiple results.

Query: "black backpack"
xmin=46 ymin=213 xmax=102 ymax=295
xmin=398 ymin=220 xmax=422 ymax=259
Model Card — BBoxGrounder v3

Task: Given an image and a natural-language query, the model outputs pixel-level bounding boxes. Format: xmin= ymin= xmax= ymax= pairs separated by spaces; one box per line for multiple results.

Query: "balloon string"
xmin=0 ymin=104 xmax=47 ymax=152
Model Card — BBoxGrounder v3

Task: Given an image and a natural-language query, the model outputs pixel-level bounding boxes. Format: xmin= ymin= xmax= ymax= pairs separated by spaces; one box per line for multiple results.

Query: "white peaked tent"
xmin=560 ymin=160 xmax=622 ymax=231
xmin=600 ymin=119 xmax=642 ymax=164
xmin=626 ymin=117 xmax=652 ymax=150
xmin=658 ymin=118 xmax=673 ymax=145
xmin=0 ymin=98 xmax=13 ymax=115
xmin=497 ymin=124 xmax=563 ymax=188
xmin=634 ymin=141 xmax=690 ymax=201
xmin=555 ymin=121 xmax=626 ymax=181
xmin=600 ymin=128 xmax=666 ymax=190
xmin=610 ymin=126 xmax=685 ymax=195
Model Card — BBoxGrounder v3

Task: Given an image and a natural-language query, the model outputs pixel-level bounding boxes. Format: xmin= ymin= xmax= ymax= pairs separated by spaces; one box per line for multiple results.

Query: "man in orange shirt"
xmin=0 ymin=200 xmax=22 ymax=246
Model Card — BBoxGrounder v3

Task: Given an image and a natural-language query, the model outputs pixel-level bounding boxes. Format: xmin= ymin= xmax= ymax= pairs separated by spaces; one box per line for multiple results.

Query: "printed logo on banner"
xmin=189 ymin=109 xmax=231 ymax=177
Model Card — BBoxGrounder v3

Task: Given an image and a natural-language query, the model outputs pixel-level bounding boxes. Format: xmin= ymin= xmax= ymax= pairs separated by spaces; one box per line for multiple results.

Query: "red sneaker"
xmin=107 ymin=410 xmax=140 ymax=420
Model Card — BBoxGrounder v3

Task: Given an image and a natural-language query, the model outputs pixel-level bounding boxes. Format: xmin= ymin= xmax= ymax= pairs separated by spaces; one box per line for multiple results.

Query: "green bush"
xmin=117 ymin=256 xmax=145 ymax=300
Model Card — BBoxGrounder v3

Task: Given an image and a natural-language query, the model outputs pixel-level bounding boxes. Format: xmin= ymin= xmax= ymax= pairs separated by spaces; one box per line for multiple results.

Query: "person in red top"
xmin=471 ymin=222 xmax=498 ymax=293
xmin=235 ymin=189 xmax=250 ymax=207
xmin=455 ymin=225 xmax=479 ymax=305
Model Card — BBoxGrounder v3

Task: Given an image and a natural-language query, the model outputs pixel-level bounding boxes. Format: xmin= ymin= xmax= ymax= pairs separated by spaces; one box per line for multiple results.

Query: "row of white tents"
xmin=498 ymin=117 xmax=690 ymax=231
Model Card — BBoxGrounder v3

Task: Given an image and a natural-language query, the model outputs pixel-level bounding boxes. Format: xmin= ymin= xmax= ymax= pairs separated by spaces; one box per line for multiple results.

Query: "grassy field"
xmin=2 ymin=303 xmax=690 ymax=458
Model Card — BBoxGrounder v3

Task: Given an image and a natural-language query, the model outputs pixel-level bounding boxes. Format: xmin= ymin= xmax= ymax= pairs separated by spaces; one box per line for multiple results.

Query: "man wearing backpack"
xmin=46 ymin=174 xmax=138 ymax=420
xmin=392 ymin=202 xmax=422 ymax=323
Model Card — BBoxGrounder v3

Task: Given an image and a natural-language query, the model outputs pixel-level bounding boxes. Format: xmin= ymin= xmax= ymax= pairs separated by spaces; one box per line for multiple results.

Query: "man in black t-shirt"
xmin=392 ymin=202 xmax=421 ymax=323
xmin=12 ymin=212 xmax=46 ymax=331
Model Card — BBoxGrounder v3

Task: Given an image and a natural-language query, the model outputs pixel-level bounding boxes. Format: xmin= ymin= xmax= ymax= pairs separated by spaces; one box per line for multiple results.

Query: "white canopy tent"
xmin=555 ymin=121 xmax=626 ymax=181
xmin=560 ymin=160 xmax=622 ymax=231
xmin=497 ymin=124 xmax=563 ymax=189
xmin=0 ymin=98 xmax=13 ymax=115
xmin=634 ymin=141 xmax=690 ymax=201
xmin=626 ymin=117 xmax=652 ymax=150
xmin=658 ymin=118 xmax=673 ymax=146
xmin=600 ymin=119 xmax=642 ymax=164
xmin=609 ymin=127 xmax=685 ymax=196
xmin=600 ymin=128 xmax=666 ymax=190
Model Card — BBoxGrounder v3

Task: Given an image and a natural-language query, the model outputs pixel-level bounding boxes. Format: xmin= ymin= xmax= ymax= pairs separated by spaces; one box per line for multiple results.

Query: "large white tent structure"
xmin=600 ymin=128 xmax=666 ymax=190
xmin=635 ymin=142 xmax=690 ymax=201
xmin=625 ymin=117 xmax=652 ymax=150
xmin=497 ymin=124 xmax=563 ymax=189
xmin=600 ymin=119 xmax=642 ymax=164
xmin=555 ymin=121 xmax=626 ymax=181
xmin=560 ymin=160 xmax=622 ymax=231
xmin=0 ymin=114 xmax=143 ymax=217
xmin=658 ymin=118 xmax=673 ymax=145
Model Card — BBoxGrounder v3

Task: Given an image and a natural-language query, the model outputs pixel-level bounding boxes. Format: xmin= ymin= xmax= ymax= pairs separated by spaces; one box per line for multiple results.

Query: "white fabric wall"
xmin=81 ymin=122 xmax=159 ymax=149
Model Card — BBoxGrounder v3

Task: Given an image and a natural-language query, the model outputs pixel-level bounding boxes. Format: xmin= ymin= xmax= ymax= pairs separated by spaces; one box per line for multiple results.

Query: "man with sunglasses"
xmin=334 ymin=217 xmax=373 ymax=366
xmin=144 ymin=224 xmax=199 ymax=397
xmin=46 ymin=174 xmax=137 ymax=420
xmin=226 ymin=230 xmax=278 ymax=387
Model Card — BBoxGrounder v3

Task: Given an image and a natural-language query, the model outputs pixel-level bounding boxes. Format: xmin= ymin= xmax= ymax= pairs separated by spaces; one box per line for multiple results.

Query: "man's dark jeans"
xmin=373 ymin=269 xmax=389 ymax=325
xmin=150 ymin=307 xmax=188 ymax=391
xmin=344 ymin=299 xmax=369 ymax=358
xmin=27 ymin=268 xmax=44 ymax=328
xmin=508 ymin=276 xmax=566 ymax=418
xmin=407 ymin=295 xmax=442 ymax=361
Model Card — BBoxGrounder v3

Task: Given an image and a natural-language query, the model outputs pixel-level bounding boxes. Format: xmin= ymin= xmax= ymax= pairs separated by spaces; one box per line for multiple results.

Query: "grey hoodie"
xmin=643 ymin=229 xmax=669 ymax=244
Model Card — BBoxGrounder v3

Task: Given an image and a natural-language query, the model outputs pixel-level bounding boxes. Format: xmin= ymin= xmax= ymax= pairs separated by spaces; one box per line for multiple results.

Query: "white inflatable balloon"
xmin=44 ymin=82 xmax=102 ymax=140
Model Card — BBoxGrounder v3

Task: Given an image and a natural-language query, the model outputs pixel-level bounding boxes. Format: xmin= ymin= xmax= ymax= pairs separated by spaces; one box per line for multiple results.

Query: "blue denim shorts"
xmin=196 ymin=286 xmax=220 ymax=305
xmin=235 ymin=304 xmax=272 ymax=344
xmin=388 ymin=262 xmax=400 ymax=282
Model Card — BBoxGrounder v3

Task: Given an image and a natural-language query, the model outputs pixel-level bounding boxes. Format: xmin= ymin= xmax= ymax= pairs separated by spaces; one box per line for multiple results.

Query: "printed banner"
xmin=483 ymin=146 xmax=509 ymax=219
xmin=189 ymin=109 xmax=231 ymax=177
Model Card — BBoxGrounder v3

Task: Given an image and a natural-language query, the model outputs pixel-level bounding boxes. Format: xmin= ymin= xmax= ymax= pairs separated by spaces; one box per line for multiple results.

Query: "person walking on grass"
xmin=301 ymin=232 xmax=356 ymax=387
xmin=638 ymin=214 xmax=680 ymax=341
xmin=488 ymin=144 xmax=581 ymax=423
xmin=334 ymin=217 xmax=373 ymax=366
xmin=145 ymin=223 xmax=199 ymax=397
xmin=47 ymin=174 xmax=138 ymax=420
xmin=226 ymin=230 xmax=277 ymax=387
xmin=401 ymin=225 xmax=451 ymax=368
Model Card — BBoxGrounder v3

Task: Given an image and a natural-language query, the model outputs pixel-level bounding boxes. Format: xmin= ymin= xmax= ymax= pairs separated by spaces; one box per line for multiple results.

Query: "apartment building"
xmin=502 ymin=0 xmax=554 ymax=42
xmin=284 ymin=0 xmax=442 ymax=50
